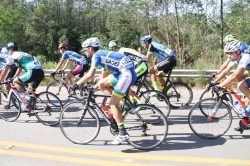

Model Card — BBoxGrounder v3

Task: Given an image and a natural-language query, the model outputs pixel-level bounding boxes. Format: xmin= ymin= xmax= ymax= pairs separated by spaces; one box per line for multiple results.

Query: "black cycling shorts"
xmin=155 ymin=56 xmax=176 ymax=74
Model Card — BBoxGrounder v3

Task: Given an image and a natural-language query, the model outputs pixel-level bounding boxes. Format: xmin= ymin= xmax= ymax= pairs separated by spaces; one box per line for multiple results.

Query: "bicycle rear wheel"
xmin=0 ymin=92 xmax=21 ymax=122
xmin=34 ymin=92 xmax=63 ymax=126
xmin=164 ymin=81 xmax=193 ymax=109
xmin=124 ymin=104 xmax=168 ymax=150
xmin=59 ymin=102 xmax=100 ymax=144
xmin=188 ymin=98 xmax=232 ymax=139
xmin=46 ymin=80 xmax=70 ymax=106
xmin=139 ymin=90 xmax=171 ymax=117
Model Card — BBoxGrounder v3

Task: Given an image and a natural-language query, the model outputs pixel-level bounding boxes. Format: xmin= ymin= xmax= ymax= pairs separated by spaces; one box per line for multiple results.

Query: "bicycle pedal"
xmin=27 ymin=112 xmax=36 ymax=117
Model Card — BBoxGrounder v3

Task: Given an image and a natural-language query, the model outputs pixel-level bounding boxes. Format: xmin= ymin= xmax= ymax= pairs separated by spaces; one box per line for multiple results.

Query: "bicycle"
xmin=0 ymin=81 xmax=63 ymax=126
xmin=59 ymin=82 xmax=168 ymax=150
xmin=134 ymin=68 xmax=193 ymax=109
xmin=188 ymin=85 xmax=250 ymax=139
xmin=46 ymin=70 xmax=82 ymax=106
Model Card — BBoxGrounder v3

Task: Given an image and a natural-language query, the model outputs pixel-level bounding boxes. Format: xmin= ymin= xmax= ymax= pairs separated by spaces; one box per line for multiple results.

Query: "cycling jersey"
xmin=6 ymin=51 xmax=42 ymax=71
xmin=148 ymin=42 xmax=174 ymax=61
xmin=118 ymin=47 xmax=147 ymax=62
xmin=62 ymin=51 xmax=88 ymax=65
xmin=91 ymin=50 xmax=134 ymax=73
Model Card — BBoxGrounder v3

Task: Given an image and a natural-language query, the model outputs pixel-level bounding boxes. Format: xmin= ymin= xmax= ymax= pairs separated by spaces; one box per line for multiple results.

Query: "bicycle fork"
xmin=208 ymin=99 xmax=222 ymax=122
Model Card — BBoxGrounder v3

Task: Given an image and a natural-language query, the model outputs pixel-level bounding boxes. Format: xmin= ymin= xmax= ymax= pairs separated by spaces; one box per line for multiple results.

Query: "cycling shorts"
xmin=70 ymin=64 xmax=89 ymax=77
xmin=18 ymin=69 xmax=44 ymax=89
xmin=108 ymin=69 xmax=137 ymax=98
xmin=135 ymin=62 xmax=148 ymax=80
xmin=154 ymin=56 xmax=176 ymax=73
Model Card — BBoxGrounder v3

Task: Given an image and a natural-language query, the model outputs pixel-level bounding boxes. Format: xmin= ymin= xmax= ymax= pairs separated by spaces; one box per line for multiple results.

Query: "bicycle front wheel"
xmin=34 ymin=92 xmax=63 ymax=126
xmin=164 ymin=81 xmax=193 ymax=109
xmin=188 ymin=98 xmax=232 ymax=139
xmin=124 ymin=104 xmax=168 ymax=150
xmin=0 ymin=92 xmax=21 ymax=122
xmin=59 ymin=102 xmax=100 ymax=144
xmin=139 ymin=90 xmax=171 ymax=117
xmin=46 ymin=80 xmax=70 ymax=106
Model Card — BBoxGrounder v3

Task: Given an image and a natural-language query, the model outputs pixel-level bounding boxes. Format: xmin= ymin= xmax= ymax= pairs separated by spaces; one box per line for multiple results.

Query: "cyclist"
xmin=140 ymin=35 xmax=176 ymax=93
xmin=211 ymin=41 xmax=250 ymax=131
xmin=108 ymin=40 xmax=147 ymax=106
xmin=51 ymin=42 xmax=89 ymax=86
xmin=70 ymin=37 xmax=137 ymax=145
xmin=0 ymin=42 xmax=44 ymax=109
xmin=215 ymin=35 xmax=249 ymax=77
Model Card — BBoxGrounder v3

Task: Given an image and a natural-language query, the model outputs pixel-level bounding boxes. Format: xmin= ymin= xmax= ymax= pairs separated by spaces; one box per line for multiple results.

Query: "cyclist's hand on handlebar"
xmin=212 ymin=85 xmax=223 ymax=93
xmin=7 ymin=78 xmax=13 ymax=83
xmin=50 ymin=71 xmax=56 ymax=76
xmin=70 ymin=83 xmax=79 ymax=91
xmin=58 ymin=69 xmax=64 ymax=74
xmin=206 ymin=81 xmax=216 ymax=90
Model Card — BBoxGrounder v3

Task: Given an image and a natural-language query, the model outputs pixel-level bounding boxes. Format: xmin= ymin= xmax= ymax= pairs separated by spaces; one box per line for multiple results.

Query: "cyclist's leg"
xmin=109 ymin=69 xmax=137 ymax=144
xmin=156 ymin=56 xmax=177 ymax=87
xmin=148 ymin=66 xmax=159 ymax=90
xmin=68 ymin=64 xmax=84 ymax=85
xmin=4 ymin=64 xmax=18 ymax=94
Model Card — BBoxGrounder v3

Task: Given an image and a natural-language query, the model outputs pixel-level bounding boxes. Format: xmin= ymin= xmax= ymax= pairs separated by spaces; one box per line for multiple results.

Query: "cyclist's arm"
xmin=76 ymin=67 xmax=96 ymax=86
xmin=146 ymin=51 xmax=153 ymax=63
xmin=62 ymin=59 xmax=70 ymax=71
xmin=54 ymin=59 xmax=64 ymax=72
xmin=214 ymin=65 xmax=233 ymax=84
xmin=217 ymin=58 xmax=230 ymax=74
xmin=13 ymin=67 xmax=22 ymax=79
xmin=219 ymin=66 xmax=245 ymax=87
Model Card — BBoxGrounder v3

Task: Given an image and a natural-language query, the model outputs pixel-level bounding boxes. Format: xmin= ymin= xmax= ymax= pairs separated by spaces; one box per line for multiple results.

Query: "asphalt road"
xmin=0 ymin=86 xmax=249 ymax=166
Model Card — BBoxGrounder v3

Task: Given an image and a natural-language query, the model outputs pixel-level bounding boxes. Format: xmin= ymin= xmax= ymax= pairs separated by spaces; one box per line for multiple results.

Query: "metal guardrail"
xmin=41 ymin=69 xmax=234 ymax=78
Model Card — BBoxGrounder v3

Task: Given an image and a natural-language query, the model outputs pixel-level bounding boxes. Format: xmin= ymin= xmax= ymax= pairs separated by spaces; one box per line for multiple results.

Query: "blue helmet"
xmin=140 ymin=35 xmax=152 ymax=43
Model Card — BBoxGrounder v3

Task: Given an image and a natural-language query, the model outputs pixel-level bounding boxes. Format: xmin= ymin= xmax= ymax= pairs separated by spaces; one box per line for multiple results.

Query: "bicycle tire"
xmin=188 ymin=98 xmax=232 ymax=139
xmin=199 ymin=89 xmax=233 ymax=104
xmin=0 ymin=92 xmax=21 ymax=122
xmin=124 ymin=104 xmax=168 ymax=150
xmin=59 ymin=101 xmax=100 ymax=144
xmin=46 ymin=80 xmax=70 ymax=106
xmin=138 ymin=90 xmax=171 ymax=118
xmin=34 ymin=92 xmax=63 ymax=126
xmin=164 ymin=81 xmax=193 ymax=109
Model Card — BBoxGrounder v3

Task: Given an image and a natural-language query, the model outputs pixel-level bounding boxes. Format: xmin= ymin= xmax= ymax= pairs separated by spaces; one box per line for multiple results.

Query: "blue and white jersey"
xmin=1 ymin=47 xmax=8 ymax=55
xmin=0 ymin=53 xmax=9 ymax=69
xmin=148 ymin=41 xmax=175 ymax=61
xmin=62 ymin=51 xmax=88 ymax=65
xmin=91 ymin=50 xmax=134 ymax=73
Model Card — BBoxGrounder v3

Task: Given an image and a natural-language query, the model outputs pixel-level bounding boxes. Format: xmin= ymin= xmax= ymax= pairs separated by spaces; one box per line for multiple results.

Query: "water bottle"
xmin=233 ymin=101 xmax=245 ymax=115
xmin=101 ymin=105 xmax=113 ymax=119
xmin=245 ymin=104 xmax=250 ymax=115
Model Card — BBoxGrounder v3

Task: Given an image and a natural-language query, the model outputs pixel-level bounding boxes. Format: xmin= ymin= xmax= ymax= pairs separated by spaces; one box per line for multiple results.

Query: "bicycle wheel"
xmin=189 ymin=98 xmax=232 ymax=139
xmin=34 ymin=92 xmax=63 ymax=126
xmin=59 ymin=102 xmax=100 ymax=144
xmin=164 ymin=81 xmax=193 ymax=109
xmin=139 ymin=90 xmax=171 ymax=117
xmin=0 ymin=92 xmax=21 ymax=122
xmin=199 ymin=89 xmax=233 ymax=104
xmin=124 ymin=104 xmax=168 ymax=150
xmin=46 ymin=80 xmax=70 ymax=106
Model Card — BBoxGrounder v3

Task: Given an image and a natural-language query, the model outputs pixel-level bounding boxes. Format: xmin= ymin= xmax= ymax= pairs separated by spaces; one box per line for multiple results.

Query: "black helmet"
xmin=58 ymin=42 xmax=69 ymax=49
xmin=7 ymin=42 xmax=18 ymax=51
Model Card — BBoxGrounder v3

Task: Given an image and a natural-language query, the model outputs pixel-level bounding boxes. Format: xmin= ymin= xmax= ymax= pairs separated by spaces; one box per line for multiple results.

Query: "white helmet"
xmin=82 ymin=37 xmax=101 ymax=48
xmin=224 ymin=40 xmax=241 ymax=53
